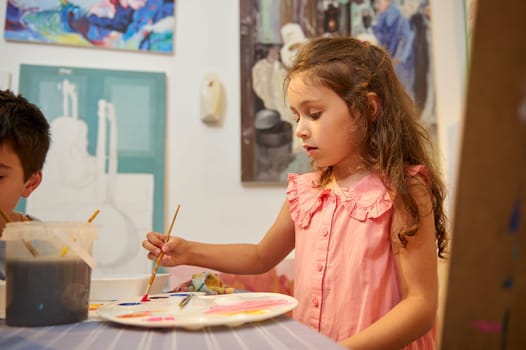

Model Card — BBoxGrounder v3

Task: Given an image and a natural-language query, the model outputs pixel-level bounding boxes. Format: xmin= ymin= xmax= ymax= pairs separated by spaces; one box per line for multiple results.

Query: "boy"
xmin=0 ymin=89 xmax=50 ymax=279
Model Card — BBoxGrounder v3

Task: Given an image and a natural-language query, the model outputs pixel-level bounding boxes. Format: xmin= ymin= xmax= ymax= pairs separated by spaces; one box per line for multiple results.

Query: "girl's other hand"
xmin=142 ymin=232 xmax=188 ymax=267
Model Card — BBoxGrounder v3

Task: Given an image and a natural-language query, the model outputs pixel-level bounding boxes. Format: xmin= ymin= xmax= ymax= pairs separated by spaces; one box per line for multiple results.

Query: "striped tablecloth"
xmin=0 ymin=316 xmax=344 ymax=350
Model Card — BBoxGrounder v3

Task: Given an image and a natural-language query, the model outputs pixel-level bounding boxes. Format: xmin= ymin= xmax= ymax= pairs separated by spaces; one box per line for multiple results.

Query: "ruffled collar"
xmin=290 ymin=172 xmax=393 ymax=229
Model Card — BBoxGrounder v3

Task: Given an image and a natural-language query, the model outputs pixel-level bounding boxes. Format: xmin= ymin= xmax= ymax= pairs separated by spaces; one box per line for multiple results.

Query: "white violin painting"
xmin=26 ymin=79 xmax=155 ymax=278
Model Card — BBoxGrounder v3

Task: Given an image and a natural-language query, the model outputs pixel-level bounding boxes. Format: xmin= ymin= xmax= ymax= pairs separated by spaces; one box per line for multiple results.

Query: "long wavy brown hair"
xmin=285 ymin=36 xmax=447 ymax=258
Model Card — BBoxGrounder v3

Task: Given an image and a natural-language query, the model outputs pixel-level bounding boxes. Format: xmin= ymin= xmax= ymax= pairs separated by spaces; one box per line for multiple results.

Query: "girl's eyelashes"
xmin=290 ymin=109 xmax=322 ymax=123
xmin=289 ymin=110 xmax=300 ymax=123
xmin=309 ymin=112 xmax=321 ymax=119
xmin=294 ymin=112 xmax=321 ymax=123
xmin=294 ymin=114 xmax=301 ymax=123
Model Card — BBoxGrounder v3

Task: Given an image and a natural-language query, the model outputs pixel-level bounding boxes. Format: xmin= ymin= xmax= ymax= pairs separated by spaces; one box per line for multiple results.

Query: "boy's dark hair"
xmin=0 ymin=89 xmax=50 ymax=181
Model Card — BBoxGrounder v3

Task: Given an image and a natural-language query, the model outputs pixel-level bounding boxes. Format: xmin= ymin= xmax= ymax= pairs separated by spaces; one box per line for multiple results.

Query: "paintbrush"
xmin=178 ymin=293 xmax=193 ymax=308
xmin=87 ymin=209 xmax=100 ymax=223
xmin=179 ymin=279 xmax=205 ymax=308
xmin=0 ymin=208 xmax=39 ymax=257
xmin=141 ymin=204 xmax=181 ymax=302
xmin=59 ymin=209 xmax=100 ymax=257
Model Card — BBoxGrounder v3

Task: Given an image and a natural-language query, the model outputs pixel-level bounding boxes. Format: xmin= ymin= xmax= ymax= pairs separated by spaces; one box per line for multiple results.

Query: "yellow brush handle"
xmin=144 ymin=253 xmax=163 ymax=296
xmin=142 ymin=204 xmax=181 ymax=298
xmin=60 ymin=209 xmax=100 ymax=257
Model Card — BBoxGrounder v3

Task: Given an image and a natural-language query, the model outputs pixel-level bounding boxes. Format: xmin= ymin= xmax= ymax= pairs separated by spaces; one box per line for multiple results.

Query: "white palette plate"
xmin=96 ymin=292 xmax=297 ymax=329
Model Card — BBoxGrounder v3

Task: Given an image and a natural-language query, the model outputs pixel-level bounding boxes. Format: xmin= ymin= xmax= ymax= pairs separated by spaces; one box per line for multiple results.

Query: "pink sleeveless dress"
xmin=287 ymin=166 xmax=435 ymax=349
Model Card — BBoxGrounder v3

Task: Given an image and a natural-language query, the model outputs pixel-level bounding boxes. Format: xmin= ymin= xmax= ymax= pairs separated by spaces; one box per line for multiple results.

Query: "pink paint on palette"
xmin=145 ymin=316 xmax=176 ymax=322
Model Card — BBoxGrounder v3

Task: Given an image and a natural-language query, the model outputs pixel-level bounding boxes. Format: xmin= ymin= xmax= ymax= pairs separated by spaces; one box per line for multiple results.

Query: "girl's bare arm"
xmin=142 ymin=199 xmax=295 ymax=274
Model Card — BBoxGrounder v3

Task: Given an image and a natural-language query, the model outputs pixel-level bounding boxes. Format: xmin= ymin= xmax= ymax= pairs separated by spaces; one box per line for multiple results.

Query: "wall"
xmin=1 ymin=0 xmax=467 ymax=249
xmin=431 ymin=0 xmax=468 ymax=217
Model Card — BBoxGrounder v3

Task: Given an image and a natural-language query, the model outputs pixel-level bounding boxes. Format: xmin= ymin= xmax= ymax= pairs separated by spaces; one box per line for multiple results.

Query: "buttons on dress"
xmin=321 ymin=230 xmax=328 ymax=237
xmin=311 ymin=296 xmax=319 ymax=307
xmin=317 ymin=264 xmax=323 ymax=272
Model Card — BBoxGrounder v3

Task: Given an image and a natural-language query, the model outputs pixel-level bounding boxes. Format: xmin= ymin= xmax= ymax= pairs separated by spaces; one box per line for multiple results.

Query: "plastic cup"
xmin=1 ymin=222 xmax=98 ymax=326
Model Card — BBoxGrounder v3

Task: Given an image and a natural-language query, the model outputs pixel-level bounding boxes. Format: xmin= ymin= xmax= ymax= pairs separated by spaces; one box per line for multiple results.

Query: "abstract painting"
xmin=240 ymin=0 xmax=436 ymax=183
xmin=5 ymin=0 xmax=175 ymax=53
xmin=18 ymin=64 xmax=166 ymax=277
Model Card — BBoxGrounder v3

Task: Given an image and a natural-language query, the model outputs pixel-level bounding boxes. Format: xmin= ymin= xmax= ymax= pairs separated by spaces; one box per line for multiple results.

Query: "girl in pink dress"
xmin=143 ymin=36 xmax=447 ymax=349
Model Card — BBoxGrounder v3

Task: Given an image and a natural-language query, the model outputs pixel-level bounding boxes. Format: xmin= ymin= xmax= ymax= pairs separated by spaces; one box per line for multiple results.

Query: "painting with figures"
xmin=240 ymin=0 xmax=436 ymax=183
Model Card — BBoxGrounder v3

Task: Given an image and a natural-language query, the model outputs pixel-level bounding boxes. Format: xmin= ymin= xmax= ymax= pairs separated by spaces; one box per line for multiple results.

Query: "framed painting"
xmin=4 ymin=0 xmax=175 ymax=53
xmin=240 ymin=0 xmax=437 ymax=183
xmin=18 ymin=64 xmax=166 ymax=277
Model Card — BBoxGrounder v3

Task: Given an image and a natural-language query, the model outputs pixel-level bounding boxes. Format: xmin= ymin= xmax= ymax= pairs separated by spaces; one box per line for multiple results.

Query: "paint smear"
xmin=118 ymin=311 xmax=153 ymax=319
xmin=508 ymin=199 xmax=521 ymax=234
xmin=119 ymin=302 xmax=142 ymax=306
xmin=89 ymin=303 xmax=104 ymax=311
xmin=471 ymin=320 xmax=501 ymax=333
xmin=502 ymin=278 xmax=513 ymax=289
xmin=206 ymin=299 xmax=290 ymax=315
xmin=145 ymin=316 xmax=176 ymax=322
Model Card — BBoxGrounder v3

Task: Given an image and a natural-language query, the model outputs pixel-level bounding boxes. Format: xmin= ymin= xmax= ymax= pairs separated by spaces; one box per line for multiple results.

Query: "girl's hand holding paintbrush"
xmin=141 ymin=204 xmax=181 ymax=302
xmin=142 ymin=204 xmax=271 ymax=280
xmin=143 ymin=233 xmax=191 ymax=267
xmin=142 ymin=226 xmax=263 ymax=273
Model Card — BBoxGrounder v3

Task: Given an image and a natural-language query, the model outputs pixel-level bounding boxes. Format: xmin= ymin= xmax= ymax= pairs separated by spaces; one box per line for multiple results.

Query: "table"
xmin=0 ymin=315 xmax=344 ymax=349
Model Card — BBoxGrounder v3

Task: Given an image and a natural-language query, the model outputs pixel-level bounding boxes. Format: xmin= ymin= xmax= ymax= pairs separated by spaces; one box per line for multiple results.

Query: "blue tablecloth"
xmin=0 ymin=316 xmax=344 ymax=349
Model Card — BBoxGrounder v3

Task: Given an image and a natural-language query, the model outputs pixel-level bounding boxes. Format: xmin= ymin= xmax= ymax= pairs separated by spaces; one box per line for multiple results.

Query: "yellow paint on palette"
xmin=89 ymin=303 xmax=104 ymax=311
xmin=213 ymin=309 xmax=269 ymax=316
xmin=59 ymin=246 xmax=69 ymax=257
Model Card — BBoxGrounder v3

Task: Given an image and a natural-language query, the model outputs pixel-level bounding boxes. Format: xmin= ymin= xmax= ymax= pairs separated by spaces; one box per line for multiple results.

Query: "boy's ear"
xmin=367 ymin=92 xmax=381 ymax=121
xmin=22 ymin=171 xmax=43 ymax=198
